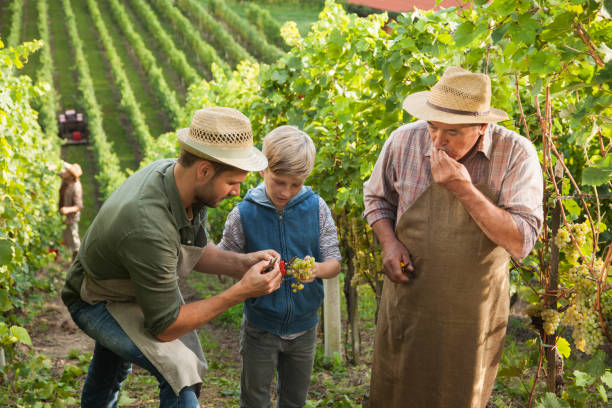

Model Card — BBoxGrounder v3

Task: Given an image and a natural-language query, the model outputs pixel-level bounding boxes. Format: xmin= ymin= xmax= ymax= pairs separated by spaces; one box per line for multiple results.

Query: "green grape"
xmin=286 ymin=257 xmax=316 ymax=291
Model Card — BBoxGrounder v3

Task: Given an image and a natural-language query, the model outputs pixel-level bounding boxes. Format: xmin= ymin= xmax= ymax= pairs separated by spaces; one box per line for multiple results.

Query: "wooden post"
xmin=323 ymin=275 xmax=342 ymax=358
xmin=546 ymin=161 xmax=564 ymax=394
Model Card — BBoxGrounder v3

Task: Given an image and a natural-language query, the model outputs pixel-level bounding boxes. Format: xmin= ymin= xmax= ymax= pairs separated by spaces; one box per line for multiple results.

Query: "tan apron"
xmin=80 ymin=245 xmax=207 ymax=396
xmin=370 ymin=173 xmax=510 ymax=407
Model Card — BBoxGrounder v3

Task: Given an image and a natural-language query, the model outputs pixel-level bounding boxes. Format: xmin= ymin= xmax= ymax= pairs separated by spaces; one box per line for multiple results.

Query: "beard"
xmin=194 ymin=179 xmax=227 ymax=208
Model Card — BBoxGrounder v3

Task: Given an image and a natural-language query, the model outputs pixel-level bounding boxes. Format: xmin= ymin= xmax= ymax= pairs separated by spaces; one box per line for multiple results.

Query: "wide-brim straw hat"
xmin=65 ymin=163 xmax=82 ymax=178
xmin=403 ymin=66 xmax=509 ymax=124
xmin=177 ymin=107 xmax=267 ymax=172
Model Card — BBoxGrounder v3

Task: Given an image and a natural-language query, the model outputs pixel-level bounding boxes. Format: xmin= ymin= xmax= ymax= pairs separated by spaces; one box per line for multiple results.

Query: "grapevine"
xmin=549 ymin=222 xmax=610 ymax=354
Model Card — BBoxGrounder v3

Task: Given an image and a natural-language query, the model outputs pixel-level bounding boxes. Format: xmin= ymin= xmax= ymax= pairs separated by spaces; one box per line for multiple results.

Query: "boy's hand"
xmin=297 ymin=255 xmax=317 ymax=283
xmin=238 ymin=259 xmax=282 ymax=299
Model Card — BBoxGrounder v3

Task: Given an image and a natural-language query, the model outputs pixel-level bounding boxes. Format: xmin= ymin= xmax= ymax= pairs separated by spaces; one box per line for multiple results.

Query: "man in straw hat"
xmin=59 ymin=162 xmax=83 ymax=260
xmin=364 ymin=67 xmax=543 ymax=407
xmin=61 ymin=107 xmax=283 ymax=407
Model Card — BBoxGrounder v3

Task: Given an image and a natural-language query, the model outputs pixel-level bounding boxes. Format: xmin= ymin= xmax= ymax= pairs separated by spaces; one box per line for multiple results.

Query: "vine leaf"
xmin=557 ymin=336 xmax=571 ymax=359
xmin=0 ymin=238 xmax=13 ymax=266
xmin=582 ymin=166 xmax=612 ymax=186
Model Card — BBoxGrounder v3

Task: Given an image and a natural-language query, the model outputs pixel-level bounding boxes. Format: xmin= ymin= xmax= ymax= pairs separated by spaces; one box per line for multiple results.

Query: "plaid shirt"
xmin=363 ymin=120 xmax=543 ymax=258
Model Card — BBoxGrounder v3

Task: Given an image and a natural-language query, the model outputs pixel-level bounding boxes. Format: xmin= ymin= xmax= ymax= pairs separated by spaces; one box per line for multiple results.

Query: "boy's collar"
xmin=247 ymin=183 xmax=313 ymax=209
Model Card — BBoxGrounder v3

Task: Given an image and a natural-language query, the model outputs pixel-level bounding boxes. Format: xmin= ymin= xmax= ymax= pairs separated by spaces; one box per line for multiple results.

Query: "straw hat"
xmin=177 ymin=107 xmax=267 ymax=172
xmin=62 ymin=162 xmax=82 ymax=179
xmin=402 ymin=66 xmax=509 ymax=124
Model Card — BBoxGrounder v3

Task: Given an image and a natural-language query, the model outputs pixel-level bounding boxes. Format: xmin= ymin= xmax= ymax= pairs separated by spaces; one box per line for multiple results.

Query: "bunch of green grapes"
xmin=287 ymin=257 xmax=315 ymax=293
xmin=526 ymin=303 xmax=561 ymax=335
xmin=563 ymin=298 xmax=605 ymax=354
xmin=541 ymin=309 xmax=562 ymax=335
xmin=554 ymin=222 xmax=592 ymax=264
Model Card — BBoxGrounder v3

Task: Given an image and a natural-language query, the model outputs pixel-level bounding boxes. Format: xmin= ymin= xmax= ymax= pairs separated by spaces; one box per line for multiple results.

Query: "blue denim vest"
xmin=238 ymin=183 xmax=323 ymax=336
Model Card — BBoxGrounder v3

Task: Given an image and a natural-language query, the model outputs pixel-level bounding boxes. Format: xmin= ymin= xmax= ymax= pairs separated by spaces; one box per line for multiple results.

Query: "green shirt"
xmin=61 ymin=159 xmax=208 ymax=335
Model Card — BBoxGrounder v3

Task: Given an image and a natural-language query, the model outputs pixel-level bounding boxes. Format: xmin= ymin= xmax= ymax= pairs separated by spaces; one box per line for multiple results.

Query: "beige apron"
xmin=80 ymin=245 xmax=207 ymax=396
xmin=370 ymin=174 xmax=510 ymax=407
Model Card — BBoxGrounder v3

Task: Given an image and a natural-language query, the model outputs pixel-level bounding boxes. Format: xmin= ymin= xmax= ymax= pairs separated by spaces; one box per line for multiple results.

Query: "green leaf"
xmin=557 ymin=337 xmax=571 ymax=359
xmin=10 ymin=325 xmax=32 ymax=346
xmin=0 ymin=290 xmax=11 ymax=312
xmin=584 ymin=351 xmax=608 ymax=377
xmin=601 ymin=371 xmax=612 ymax=388
xmin=562 ymin=199 xmax=581 ymax=217
xmin=498 ymin=365 xmax=524 ymax=377
xmin=536 ymin=392 xmax=570 ymax=408
xmin=492 ymin=23 xmax=510 ymax=43
xmin=593 ymin=60 xmax=612 ymax=85
xmin=453 ymin=22 xmax=476 ymax=48
xmin=0 ymin=239 xmax=13 ymax=266
xmin=574 ymin=370 xmax=596 ymax=387
xmin=596 ymin=384 xmax=608 ymax=402
xmin=489 ymin=0 xmax=516 ymax=17
xmin=582 ymin=166 xmax=612 ymax=186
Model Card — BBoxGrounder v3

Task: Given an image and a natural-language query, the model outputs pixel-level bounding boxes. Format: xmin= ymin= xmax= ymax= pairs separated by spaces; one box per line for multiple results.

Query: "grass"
xmin=72 ymin=0 xmax=140 ymax=172
xmin=96 ymin=0 xmax=171 ymax=139
xmin=0 ymin=0 xmax=13 ymax=42
xmin=147 ymin=0 xmax=212 ymax=81
xmin=19 ymin=0 xmax=40 ymax=79
xmin=231 ymin=0 xmax=323 ymax=38
xmin=47 ymin=0 xmax=99 ymax=234
xmin=118 ymin=0 xmax=188 ymax=103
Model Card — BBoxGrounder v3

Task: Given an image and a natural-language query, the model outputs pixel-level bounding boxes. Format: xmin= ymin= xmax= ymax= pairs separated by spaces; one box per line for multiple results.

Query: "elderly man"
xmin=364 ymin=67 xmax=543 ymax=407
xmin=61 ymin=107 xmax=283 ymax=407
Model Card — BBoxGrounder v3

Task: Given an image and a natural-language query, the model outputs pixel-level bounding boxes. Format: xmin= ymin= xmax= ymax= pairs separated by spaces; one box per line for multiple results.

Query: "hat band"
xmin=426 ymin=101 xmax=490 ymax=116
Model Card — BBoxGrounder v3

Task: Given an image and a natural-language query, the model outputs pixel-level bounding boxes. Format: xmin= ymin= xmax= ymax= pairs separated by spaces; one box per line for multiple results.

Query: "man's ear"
xmin=197 ymin=160 xmax=214 ymax=181
xmin=479 ymin=123 xmax=489 ymax=135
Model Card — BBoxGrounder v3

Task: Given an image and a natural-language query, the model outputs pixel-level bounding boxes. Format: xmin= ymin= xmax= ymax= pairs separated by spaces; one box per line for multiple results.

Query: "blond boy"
xmin=220 ymin=125 xmax=341 ymax=407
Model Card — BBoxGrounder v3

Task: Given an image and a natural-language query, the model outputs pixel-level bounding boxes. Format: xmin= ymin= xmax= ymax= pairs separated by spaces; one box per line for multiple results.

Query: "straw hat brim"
xmin=177 ymin=128 xmax=268 ymax=172
xmin=403 ymin=91 xmax=509 ymax=124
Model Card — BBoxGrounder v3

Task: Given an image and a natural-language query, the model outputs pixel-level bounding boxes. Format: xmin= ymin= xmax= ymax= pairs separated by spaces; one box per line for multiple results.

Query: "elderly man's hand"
xmin=381 ymin=238 xmax=413 ymax=284
xmin=430 ymin=147 xmax=472 ymax=189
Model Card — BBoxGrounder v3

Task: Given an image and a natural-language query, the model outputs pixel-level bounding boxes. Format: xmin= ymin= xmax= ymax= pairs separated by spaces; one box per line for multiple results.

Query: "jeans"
xmin=239 ymin=320 xmax=317 ymax=408
xmin=68 ymin=300 xmax=199 ymax=408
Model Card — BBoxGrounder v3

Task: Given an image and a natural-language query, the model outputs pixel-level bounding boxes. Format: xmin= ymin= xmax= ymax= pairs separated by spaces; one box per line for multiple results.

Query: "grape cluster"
xmin=551 ymin=221 xmax=609 ymax=355
xmin=554 ymin=222 xmax=592 ymax=264
xmin=541 ymin=309 xmax=562 ymax=335
xmin=525 ymin=303 xmax=561 ymax=335
xmin=287 ymin=257 xmax=315 ymax=293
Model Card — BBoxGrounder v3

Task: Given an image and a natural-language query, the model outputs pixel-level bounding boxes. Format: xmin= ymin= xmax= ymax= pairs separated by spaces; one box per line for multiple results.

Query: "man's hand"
xmin=381 ymin=238 xmax=414 ymax=284
xmin=430 ymin=148 xmax=471 ymax=189
xmin=237 ymin=259 xmax=282 ymax=298
xmin=244 ymin=249 xmax=280 ymax=270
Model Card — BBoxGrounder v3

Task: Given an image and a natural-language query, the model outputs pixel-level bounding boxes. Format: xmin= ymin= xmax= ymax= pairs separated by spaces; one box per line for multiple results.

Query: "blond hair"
xmin=262 ymin=125 xmax=315 ymax=178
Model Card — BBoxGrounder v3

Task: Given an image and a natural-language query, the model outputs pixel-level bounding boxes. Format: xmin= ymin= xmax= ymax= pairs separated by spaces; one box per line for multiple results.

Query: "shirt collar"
xmin=164 ymin=163 xmax=192 ymax=230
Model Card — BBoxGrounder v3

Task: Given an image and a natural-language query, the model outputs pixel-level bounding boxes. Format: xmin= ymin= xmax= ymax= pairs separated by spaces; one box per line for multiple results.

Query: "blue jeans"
xmin=68 ymin=300 xmax=199 ymax=408
xmin=239 ymin=319 xmax=317 ymax=408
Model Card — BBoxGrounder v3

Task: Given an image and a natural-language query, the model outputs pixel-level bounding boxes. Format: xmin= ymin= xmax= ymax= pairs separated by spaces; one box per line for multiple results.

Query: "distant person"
xmin=219 ymin=125 xmax=341 ymax=408
xmin=61 ymin=107 xmax=283 ymax=407
xmin=59 ymin=162 xmax=83 ymax=260
xmin=364 ymin=67 xmax=543 ymax=407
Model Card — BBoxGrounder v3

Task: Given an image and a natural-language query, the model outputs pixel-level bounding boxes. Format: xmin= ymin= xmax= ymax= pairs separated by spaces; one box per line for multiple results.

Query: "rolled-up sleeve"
xmin=363 ymin=137 xmax=399 ymax=226
xmin=498 ymin=141 xmax=544 ymax=259
xmin=120 ymin=231 xmax=181 ymax=335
